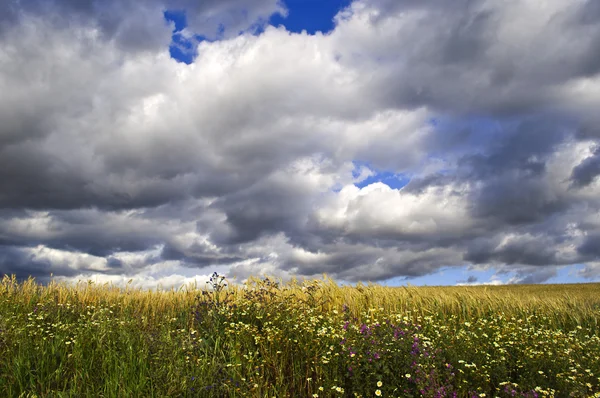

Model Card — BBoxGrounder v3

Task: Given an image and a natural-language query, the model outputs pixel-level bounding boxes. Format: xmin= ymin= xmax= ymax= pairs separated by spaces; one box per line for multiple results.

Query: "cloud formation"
xmin=1 ymin=0 xmax=599 ymax=287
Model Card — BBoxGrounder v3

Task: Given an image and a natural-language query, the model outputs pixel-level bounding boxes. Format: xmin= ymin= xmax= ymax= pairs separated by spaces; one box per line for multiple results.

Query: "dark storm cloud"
xmin=402 ymin=174 xmax=455 ymax=195
xmin=420 ymin=117 xmax=574 ymax=227
xmin=0 ymin=209 xmax=164 ymax=258
xmin=160 ymin=243 xmax=245 ymax=267
xmin=571 ymin=146 xmax=600 ymax=188
xmin=0 ymin=0 xmax=169 ymax=52
xmin=210 ymin=176 xmax=313 ymax=245
xmin=508 ymin=266 xmax=560 ymax=285
xmin=456 ymin=118 xmax=566 ymax=179
xmin=577 ymin=233 xmax=600 ymax=259
xmin=0 ymin=245 xmax=93 ymax=282
xmin=0 ymin=143 xmax=251 ymax=210
xmin=471 ymin=174 xmax=566 ymax=225
xmin=0 ymin=0 xmax=284 ymax=47
xmin=464 ymin=235 xmax=563 ymax=266
xmin=0 ymin=144 xmax=96 ymax=210
xmin=106 ymin=257 xmax=124 ymax=269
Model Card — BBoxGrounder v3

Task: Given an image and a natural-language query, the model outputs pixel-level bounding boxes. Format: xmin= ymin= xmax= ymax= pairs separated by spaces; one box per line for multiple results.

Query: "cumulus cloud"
xmin=1 ymin=0 xmax=599 ymax=287
xmin=332 ymin=0 xmax=600 ymax=116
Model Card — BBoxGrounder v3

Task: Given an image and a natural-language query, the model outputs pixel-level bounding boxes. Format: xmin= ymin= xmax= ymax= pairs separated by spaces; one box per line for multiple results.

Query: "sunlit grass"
xmin=1 ymin=274 xmax=599 ymax=397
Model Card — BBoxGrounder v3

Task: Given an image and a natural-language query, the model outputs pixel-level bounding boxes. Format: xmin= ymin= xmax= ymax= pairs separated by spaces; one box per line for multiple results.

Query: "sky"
xmin=1 ymin=0 xmax=600 ymax=289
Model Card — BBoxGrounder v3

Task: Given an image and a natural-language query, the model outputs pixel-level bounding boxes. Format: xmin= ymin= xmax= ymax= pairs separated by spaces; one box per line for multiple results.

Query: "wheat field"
xmin=1 ymin=274 xmax=599 ymax=397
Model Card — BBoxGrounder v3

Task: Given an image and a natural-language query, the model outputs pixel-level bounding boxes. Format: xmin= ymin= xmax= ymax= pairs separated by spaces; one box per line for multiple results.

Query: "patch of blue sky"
xmin=380 ymin=266 xmax=494 ymax=287
xmin=548 ymin=264 xmax=594 ymax=284
xmin=164 ymin=10 xmax=197 ymax=64
xmin=303 ymin=264 xmax=598 ymax=287
xmin=352 ymin=161 xmax=411 ymax=190
xmin=269 ymin=0 xmax=351 ymax=34
xmin=355 ymin=170 xmax=411 ymax=190
xmin=381 ymin=264 xmax=595 ymax=287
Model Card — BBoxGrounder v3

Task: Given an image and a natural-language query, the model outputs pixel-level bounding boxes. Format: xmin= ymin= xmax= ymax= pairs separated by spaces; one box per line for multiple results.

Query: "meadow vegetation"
xmin=1 ymin=273 xmax=599 ymax=397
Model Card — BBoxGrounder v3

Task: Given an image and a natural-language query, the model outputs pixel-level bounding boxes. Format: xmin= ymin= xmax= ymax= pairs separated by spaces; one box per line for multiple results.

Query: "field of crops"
xmin=1 ymin=273 xmax=599 ymax=397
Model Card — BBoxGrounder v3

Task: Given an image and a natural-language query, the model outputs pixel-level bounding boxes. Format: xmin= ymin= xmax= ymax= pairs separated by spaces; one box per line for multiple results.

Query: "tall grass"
xmin=1 ymin=274 xmax=599 ymax=397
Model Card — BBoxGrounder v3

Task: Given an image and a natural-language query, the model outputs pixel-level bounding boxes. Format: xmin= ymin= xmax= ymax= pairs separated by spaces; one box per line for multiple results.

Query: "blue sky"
xmin=164 ymin=10 xmax=196 ymax=64
xmin=269 ymin=0 xmax=351 ymax=34
xmin=0 ymin=0 xmax=599 ymax=289
xmin=381 ymin=265 xmax=591 ymax=287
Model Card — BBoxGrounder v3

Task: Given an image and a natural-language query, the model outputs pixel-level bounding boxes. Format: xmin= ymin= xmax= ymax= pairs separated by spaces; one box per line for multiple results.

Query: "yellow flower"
xmin=377 ymin=381 xmax=383 ymax=387
xmin=375 ymin=390 xmax=382 ymax=396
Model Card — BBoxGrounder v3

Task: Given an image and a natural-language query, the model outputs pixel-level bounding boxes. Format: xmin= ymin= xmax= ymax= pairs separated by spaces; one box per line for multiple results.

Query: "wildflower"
xmin=375 ymin=390 xmax=382 ymax=396
xmin=377 ymin=381 xmax=383 ymax=387
xmin=405 ymin=374 xmax=411 ymax=378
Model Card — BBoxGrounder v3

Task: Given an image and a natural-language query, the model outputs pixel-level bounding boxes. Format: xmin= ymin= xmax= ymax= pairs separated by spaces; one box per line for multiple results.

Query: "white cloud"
xmin=27 ymin=245 xmax=109 ymax=272
xmin=314 ymin=181 xmax=473 ymax=239
xmin=52 ymin=272 xmax=214 ymax=291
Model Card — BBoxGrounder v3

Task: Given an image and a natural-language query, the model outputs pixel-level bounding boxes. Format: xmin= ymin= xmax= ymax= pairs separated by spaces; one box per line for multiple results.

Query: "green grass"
xmin=1 ymin=274 xmax=599 ymax=397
